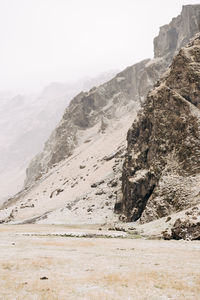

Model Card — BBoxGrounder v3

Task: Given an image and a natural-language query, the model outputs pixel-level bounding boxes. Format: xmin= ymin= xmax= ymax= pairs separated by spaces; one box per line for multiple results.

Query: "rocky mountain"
xmin=0 ymin=5 xmax=200 ymax=235
xmin=25 ymin=4 xmax=200 ymax=187
xmin=117 ymin=33 xmax=200 ymax=239
xmin=24 ymin=58 xmax=149 ymax=186
xmin=0 ymin=71 xmax=117 ymax=203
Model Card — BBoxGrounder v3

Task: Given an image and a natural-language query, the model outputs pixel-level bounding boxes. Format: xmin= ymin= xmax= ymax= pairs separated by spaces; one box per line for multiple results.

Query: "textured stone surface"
xmin=171 ymin=217 xmax=200 ymax=240
xmin=154 ymin=5 xmax=200 ymax=59
xmin=119 ymin=34 xmax=200 ymax=223
xmin=162 ymin=206 xmax=200 ymax=240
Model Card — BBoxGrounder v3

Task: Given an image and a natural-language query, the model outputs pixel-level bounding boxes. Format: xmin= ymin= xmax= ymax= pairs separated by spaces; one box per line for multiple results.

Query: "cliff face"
xmin=154 ymin=5 xmax=200 ymax=59
xmin=118 ymin=34 xmax=200 ymax=223
xmin=25 ymin=59 xmax=152 ymax=185
xmin=25 ymin=5 xmax=200 ymax=187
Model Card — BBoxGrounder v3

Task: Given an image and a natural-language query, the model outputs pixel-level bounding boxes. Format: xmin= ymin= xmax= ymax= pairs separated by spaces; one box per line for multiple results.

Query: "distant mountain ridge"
xmin=0 ymin=71 xmax=117 ymax=203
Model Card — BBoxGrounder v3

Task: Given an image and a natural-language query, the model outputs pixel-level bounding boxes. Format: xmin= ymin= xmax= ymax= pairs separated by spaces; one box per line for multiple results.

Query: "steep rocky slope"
xmin=0 ymin=71 xmax=116 ymax=203
xmin=0 ymin=113 xmax=136 ymax=224
xmin=118 ymin=34 xmax=200 ymax=237
xmin=25 ymin=59 xmax=149 ymax=186
xmin=25 ymin=5 xmax=200 ymax=187
xmin=1 ymin=5 xmax=200 ymax=228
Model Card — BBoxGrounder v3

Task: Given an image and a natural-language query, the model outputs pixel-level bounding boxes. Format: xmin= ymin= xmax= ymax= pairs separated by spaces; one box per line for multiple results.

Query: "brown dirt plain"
xmin=0 ymin=224 xmax=200 ymax=300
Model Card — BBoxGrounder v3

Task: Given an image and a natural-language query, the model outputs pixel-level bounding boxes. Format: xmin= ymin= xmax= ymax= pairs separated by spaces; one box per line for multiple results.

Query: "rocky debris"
xmin=165 ymin=216 xmax=171 ymax=223
xmin=20 ymin=203 xmax=34 ymax=209
xmin=103 ymin=147 xmax=125 ymax=162
xmin=171 ymin=217 xmax=200 ymax=240
xmin=162 ymin=206 xmax=200 ymax=240
xmin=50 ymin=188 xmax=64 ymax=198
xmin=66 ymin=197 xmax=82 ymax=211
xmin=66 ymin=203 xmax=72 ymax=210
xmin=1 ymin=208 xmax=16 ymax=223
xmin=108 ymin=226 xmax=126 ymax=232
xmin=118 ymin=34 xmax=200 ymax=225
xmin=71 ymin=182 xmax=78 ymax=188
xmin=79 ymin=165 xmax=86 ymax=169
xmin=162 ymin=230 xmax=172 ymax=240
xmin=84 ymin=139 xmax=92 ymax=143
xmin=107 ymin=179 xmax=118 ymax=187
xmin=91 ymin=180 xmax=104 ymax=188
xmin=63 ymin=179 xmax=69 ymax=185
xmin=18 ymin=210 xmax=53 ymax=224
xmin=185 ymin=206 xmax=200 ymax=216
xmin=95 ymin=189 xmax=106 ymax=196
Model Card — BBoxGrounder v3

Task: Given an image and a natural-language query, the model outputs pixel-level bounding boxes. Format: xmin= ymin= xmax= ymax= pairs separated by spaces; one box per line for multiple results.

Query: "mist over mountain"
xmin=1 ymin=3 xmax=200 ymax=299
xmin=0 ymin=70 xmax=117 ymax=203
xmin=1 ymin=5 xmax=200 ymax=242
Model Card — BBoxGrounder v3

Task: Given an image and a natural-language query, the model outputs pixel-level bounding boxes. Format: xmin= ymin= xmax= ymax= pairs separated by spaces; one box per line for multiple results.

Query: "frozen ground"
xmin=0 ymin=224 xmax=200 ymax=300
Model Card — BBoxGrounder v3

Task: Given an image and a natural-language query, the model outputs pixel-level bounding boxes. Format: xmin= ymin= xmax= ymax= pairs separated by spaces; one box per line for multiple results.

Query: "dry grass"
xmin=101 ymin=271 xmax=200 ymax=293
xmin=0 ymin=225 xmax=200 ymax=300
xmin=83 ymin=270 xmax=200 ymax=299
xmin=1 ymin=259 xmax=199 ymax=299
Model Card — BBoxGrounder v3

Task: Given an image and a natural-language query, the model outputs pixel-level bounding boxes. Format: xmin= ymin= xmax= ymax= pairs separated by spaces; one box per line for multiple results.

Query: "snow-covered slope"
xmin=0 ymin=71 xmax=117 ymax=203
xmin=1 ymin=5 xmax=200 ymax=229
xmin=0 ymin=112 xmax=138 ymax=224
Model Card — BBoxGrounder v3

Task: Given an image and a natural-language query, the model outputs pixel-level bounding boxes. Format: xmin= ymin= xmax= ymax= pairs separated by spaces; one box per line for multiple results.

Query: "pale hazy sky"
xmin=0 ymin=0 xmax=199 ymax=93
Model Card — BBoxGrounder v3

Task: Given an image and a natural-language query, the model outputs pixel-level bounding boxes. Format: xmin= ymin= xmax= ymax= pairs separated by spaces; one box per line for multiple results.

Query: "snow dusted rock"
xmin=119 ymin=34 xmax=200 ymax=225
xmin=171 ymin=217 xmax=200 ymax=240
xmin=163 ymin=207 xmax=200 ymax=240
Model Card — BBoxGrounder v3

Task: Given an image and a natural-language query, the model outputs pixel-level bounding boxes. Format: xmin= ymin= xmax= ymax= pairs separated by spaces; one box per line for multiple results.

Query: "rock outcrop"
xmin=25 ymin=59 xmax=151 ymax=186
xmin=118 ymin=34 xmax=200 ymax=224
xmin=171 ymin=214 xmax=200 ymax=241
xmin=154 ymin=5 xmax=200 ymax=59
xmin=25 ymin=5 xmax=200 ymax=187
xmin=162 ymin=206 xmax=200 ymax=240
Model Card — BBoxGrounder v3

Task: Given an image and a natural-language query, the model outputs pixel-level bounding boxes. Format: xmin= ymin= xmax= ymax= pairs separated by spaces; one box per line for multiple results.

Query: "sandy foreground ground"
xmin=0 ymin=224 xmax=200 ymax=300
